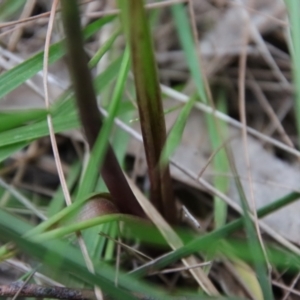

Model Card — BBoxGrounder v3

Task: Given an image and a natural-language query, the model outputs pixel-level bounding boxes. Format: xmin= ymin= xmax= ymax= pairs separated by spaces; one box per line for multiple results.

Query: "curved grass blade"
xmin=0 ymin=16 xmax=114 ymax=100
xmin=88 ymin=28 xmax=121 ymax=69
xmin=33 ymin=214 xmax=138 ymax=242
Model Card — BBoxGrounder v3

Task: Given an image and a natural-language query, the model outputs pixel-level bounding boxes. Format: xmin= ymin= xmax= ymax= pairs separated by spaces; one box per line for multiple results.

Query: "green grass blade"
xmin=0 ymin=113 xmax=79 ymax=147
xmin=171 ymin=4 xmax=206 ymax=102
xmin=285 ymin=0 xmax=300 ymax=146
xmin=218 ymin=239 xmax=300 ymax=272
xmin=26 ymin=194 xmax=94 ymax=237
xmin=112 ymin=106 xmax=134 ymax=165
xmin=0 ymin=0 xmax=25 ymax=21
xmin=88 ymin=28 xmax=121 ymax=69
xmin=0 ymin=109 xmax=47 ymax=132
xmin=33 ymin=214 xmax=135 ymax=242
xmin=160 ymin=94 xmax=197 ymax=166
xmin=0 ymin=142 xmax=28 ymax=163
xmin=0 ymin=16 xmax=114 ymax=100
xmin=207 ymin=91 xmax=229 ymax=228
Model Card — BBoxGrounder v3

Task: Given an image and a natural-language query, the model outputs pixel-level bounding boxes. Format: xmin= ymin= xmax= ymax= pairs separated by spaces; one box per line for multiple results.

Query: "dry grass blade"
xmin=7 ymin=0 xmax=36 ymax=51
xmin=248 ymin=72 xmax=294 ymax=148
xmin=237 ymin=8 xmax=271 ymax=292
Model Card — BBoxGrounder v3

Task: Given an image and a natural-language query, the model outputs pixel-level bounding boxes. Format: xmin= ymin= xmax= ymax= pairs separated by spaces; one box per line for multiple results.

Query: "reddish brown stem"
xmin=60 ymin=1 xmax=144 ymax=217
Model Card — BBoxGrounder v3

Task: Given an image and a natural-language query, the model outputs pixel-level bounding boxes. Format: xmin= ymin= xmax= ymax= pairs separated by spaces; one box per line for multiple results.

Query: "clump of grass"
xmin=0 ymin=1 xmax=299 ymax=299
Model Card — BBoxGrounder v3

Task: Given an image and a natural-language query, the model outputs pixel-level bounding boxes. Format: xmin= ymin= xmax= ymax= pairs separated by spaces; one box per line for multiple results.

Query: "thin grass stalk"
xmin=236 ymin=13 xmax=273 ymax=298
